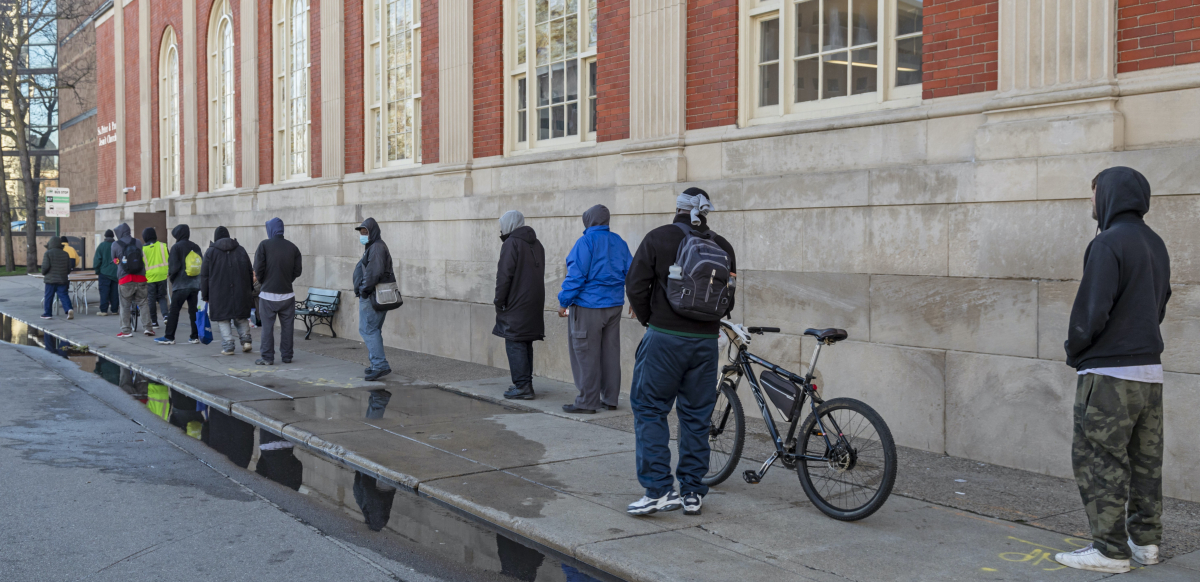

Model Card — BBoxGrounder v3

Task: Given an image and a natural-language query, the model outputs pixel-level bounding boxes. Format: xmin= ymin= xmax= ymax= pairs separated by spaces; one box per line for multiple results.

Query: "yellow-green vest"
xmin=144 ymin=241 xmax=169 ymax=283
xmin=147 ymin=382 xmax=171 ymax=421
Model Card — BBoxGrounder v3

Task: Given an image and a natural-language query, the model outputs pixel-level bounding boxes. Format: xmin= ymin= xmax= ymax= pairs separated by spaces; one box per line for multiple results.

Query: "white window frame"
xmin=739 ymin=0 xmax=923 ymax=126
xmin=159 ymin=28 xmax=181 ymax=197
xmin=208 ymin=0 xmax=236 ymax=190
xmin=506 ymin=0 xmax=598 ymax=154
xmin=274 ymin=0 xmax=311 ymax=181
xmin=365 ymin=0 xmax=421 ymax=171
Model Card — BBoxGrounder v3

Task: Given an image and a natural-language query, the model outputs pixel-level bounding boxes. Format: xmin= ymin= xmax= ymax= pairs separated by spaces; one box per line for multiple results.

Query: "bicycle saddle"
xmin=804 ymin=328 xmax=848 ymax=343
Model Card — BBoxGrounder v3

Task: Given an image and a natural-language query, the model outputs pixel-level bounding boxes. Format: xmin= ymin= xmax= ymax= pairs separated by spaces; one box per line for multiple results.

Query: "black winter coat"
xmin=200 ymin=237 xmax=255 ymax=321
xmin=254 ymin=219 xmax=303 ymax=295
xmin=40 ymin=242 xmax=73 ymax=285
xmin=492 ymin=226 xmax=546 ymax=342
xmin=168 ymin=224 xmax=203 ymax=291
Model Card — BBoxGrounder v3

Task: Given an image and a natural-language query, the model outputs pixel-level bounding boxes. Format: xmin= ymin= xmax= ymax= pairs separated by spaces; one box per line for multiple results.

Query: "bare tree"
xmin=0 ymin=0 xmax=94 ymax=270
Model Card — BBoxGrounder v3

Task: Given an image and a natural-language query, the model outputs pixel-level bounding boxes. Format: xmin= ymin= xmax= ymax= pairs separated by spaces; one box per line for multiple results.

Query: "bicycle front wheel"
xmin=702 ymin=378 xmax=744 ymax=487
xmin=797 ymin=398 xmax=897 ymax=521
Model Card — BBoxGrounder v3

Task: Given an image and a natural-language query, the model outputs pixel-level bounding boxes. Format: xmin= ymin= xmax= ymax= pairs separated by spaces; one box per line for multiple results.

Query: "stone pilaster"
xmin=977 ymin=0 xmax=1122 ymax=160
xmin=320 ymin=0 xmax=346 ymax=179
xmin=617 ymin=0 xmax=687 ymax=185
xmin=435 ymin=0 xmax=473 ymax=195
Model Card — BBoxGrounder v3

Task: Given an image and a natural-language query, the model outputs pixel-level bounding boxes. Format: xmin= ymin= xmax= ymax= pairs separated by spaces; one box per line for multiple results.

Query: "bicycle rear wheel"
xmin=796 ymin=398 xmax=896 ymax=521
xmin=702 ymin=378 xmax=744 ymax=487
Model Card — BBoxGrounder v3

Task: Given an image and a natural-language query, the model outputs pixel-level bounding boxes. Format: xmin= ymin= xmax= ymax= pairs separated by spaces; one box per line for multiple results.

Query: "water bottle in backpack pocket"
xmin=665 ymin=222 xmax=733 ymax=321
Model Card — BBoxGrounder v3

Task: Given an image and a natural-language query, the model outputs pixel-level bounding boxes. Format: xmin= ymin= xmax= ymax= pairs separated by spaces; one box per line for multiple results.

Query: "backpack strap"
xmin=673 ymin=221 xmax=715 ymax=239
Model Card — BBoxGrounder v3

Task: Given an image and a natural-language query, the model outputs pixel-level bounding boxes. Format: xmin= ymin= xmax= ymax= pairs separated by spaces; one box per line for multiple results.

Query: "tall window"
xmin=749 ymin=0 xmax=923 ymax=120
xmin=209 ymin=0 xmax=236 ymax=189
xmin=510 ymin=0 xmax=598 ymax=150
xmin=366 ymin=0 xmax=421 ymax=169
xmin=277 ymin=0 xmax=310 ymax=179
xmin=159 ymin=29 xmax=181 ymax=196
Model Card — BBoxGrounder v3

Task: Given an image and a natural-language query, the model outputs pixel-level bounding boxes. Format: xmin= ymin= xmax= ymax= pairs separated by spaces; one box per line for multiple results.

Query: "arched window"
xmin=208 ymin=0 xmax=236 ymax=189
xmin=365 ymin=0 xmax=420 ymax=169
xmin=276 ymin=0 xmax=309 ymax=179
xmin=159 ymin=28 xmax=180 ymax=196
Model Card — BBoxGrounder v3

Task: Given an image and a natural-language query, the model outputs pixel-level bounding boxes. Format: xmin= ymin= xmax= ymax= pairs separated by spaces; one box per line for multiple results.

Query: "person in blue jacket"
xmin=557 ymin=204 xmax=632 ymax=414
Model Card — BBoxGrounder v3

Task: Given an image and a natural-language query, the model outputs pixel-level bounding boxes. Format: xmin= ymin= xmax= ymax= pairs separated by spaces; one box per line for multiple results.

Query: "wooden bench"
xmin=295 ymin=288 xmax=341 ymax=340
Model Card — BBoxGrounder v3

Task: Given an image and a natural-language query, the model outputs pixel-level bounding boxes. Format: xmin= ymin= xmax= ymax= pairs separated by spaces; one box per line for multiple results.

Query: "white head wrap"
xmin=676 ymin=189 xmax=715 ymax=226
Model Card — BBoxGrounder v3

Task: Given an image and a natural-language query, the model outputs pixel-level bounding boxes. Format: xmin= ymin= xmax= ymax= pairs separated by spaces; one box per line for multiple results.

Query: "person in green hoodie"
xmin=93 ymin=229 xmax=119 ymax=315
xmin=41 ymin=237 xmax=74 ymax=320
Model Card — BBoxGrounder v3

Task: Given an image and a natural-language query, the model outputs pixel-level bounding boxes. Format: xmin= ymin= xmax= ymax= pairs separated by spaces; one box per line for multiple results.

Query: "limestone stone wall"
xmin=96 ymin=69 xmax=1200 ymax=502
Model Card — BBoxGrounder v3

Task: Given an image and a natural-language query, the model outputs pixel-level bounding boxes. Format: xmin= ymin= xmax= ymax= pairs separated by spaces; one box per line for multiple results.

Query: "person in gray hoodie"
xmin=157 ymin=224 xmax=204 ymax=344
xmin=110 ymin=223 xmax=150 ymax=337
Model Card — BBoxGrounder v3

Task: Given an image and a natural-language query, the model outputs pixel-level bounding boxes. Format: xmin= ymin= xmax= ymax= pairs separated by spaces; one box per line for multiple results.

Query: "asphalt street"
xmin=0 ymin=341 xmax=514 ymax=582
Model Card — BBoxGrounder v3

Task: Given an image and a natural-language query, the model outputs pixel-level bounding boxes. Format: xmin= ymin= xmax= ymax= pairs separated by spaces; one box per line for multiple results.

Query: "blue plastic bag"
xmin=196 ymin=304 xmax=213 ymax=345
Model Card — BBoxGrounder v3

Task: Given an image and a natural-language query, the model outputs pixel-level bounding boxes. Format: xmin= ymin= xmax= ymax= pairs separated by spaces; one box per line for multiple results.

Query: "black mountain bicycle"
xmin=704 ymin=321 xmax=897 ymax=521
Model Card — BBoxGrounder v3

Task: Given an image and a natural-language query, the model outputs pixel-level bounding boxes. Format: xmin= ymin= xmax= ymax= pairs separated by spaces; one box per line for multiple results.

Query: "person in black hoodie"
xmin=1054 ymin=167 xmax=1171 ymax=574
xmin=492 ymin=210 xmax=545 ymax=400
xmin=624 ymin=187 xmax=736 ymax=518
xmin=157 ymin=224 xmax=204 ymax=344
xmin=253 ymin=217 xmax=303 ymax=365
xmin=353 ymin=217 xmax=394 ymax=381
xmin=200 ymin=226 xmax=254 ymax=355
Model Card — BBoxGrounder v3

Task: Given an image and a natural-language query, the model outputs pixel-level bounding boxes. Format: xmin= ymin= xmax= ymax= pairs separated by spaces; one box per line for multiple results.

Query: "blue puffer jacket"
xmin=558 ymin=225 xmax=633 ymax=309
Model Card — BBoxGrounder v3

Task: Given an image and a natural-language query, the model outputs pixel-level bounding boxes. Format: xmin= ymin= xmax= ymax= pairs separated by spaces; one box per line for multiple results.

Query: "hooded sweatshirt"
xmin=110 ymin=223 xmax=147 ymax=284
xmin=558 ymin=205 xmax=633 ymax=309
xmin=168 ymin=224 xmax=203 ymax=291
xmin=142 ymin=227 xmax=170 ymax=283
xmin=94 ymin=231 xmax=118 ymax=281
xmin=352 ymin=217 xmax=394 ymax=300
xmin=40 ymin=238 xmax=73 ymax=285
xmin=254 ymin=217 xmax=304 ymax=299
xmin=200 ymin=226 xmax=254 ymax=321
xmin=1065 ymin=166 xmax=1172 ymax=372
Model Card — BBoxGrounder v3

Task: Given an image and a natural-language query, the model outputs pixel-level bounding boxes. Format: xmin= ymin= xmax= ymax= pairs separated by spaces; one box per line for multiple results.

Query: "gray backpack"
xmin=666 ymin=223 xmax=733 ymax=322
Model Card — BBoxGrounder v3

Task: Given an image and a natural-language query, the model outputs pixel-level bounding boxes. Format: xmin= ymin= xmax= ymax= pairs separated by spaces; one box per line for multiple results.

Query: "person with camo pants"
xmin=1055 ymin=167 xmax=1172 ymax=574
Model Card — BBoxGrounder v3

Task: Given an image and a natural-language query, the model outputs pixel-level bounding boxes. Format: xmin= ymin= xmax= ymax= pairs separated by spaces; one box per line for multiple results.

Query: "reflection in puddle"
xmin=1 ymin=311 xmax=608 ymax=582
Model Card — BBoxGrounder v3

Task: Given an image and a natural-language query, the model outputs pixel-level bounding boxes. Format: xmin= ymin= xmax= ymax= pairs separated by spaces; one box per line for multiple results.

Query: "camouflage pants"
xmin=1072 ymin=373 xmax=1163 ymax=560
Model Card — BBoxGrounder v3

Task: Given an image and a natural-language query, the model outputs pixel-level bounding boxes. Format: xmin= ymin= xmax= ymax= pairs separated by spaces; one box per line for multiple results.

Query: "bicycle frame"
xmin=717 ymin=321 xmax=848 ymax=480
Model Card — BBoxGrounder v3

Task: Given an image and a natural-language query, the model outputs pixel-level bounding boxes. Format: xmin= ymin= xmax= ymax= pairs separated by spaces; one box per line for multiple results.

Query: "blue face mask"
xmin=360 ymin=234 xmax=369 ymax=245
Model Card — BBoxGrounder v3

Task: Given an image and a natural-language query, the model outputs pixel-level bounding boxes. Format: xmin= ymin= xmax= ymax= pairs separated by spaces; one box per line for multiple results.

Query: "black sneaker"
xmin=682 ymin=492 xmax=703 ymax=516
xmin=562 ymin=404 xmax=596 ymax=414
xmin=282 ymin=358 xmax=292 ymax=364
xmin=255 ymin=358 xmax=273 ymax=366
xmin=365 ymin=368 xmax=392 ymax=382
xmin=627 ymin=491 xmax=682 ymax=516
xmin=503 ymin=385 xmax=536 ymax=400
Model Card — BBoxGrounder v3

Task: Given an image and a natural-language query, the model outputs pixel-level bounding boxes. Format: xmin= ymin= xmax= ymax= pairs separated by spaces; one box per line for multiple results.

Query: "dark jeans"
xmin=505 ymin=340 xmax=534 ymax=388
xmin=259 ymin=297 xmax=296 ymax=363
xmin=98 ymin=276 xmax=119 ymax=313
xmin=43 ymin=283 xmax=72 ymax=316
xmin=146 ymin=280 xmax=169 ymax=324
xmin=165 ymin=288 xmax=199 ymax=341
xmin=630 ymin=327 xmax=719 ymax=498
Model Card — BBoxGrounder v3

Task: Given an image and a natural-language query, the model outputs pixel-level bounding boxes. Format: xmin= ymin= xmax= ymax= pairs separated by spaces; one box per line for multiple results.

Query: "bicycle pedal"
xmin=742 ymin=470 xmax=761 ymax=484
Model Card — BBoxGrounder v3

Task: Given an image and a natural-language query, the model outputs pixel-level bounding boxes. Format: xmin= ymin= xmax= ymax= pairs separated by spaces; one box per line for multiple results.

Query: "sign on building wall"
xmin=46 ymin=188 xmax=70 ymax=217
xmin=97 ymin=122 xmax=116 ymax=146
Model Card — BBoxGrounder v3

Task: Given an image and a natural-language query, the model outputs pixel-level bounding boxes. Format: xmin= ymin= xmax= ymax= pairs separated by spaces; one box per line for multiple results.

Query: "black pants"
xmin=147 ymin=280 xmax=169 ymax=325
xmin=505 ymin=340 xmax=534 ymax=388
xmin=164 ymin=288 xmax=199 ymax=341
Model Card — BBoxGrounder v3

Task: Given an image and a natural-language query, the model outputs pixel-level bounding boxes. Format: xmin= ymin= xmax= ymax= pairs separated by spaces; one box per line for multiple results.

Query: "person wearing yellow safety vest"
xmin=142 ymin=227 xmax=171 ymax=330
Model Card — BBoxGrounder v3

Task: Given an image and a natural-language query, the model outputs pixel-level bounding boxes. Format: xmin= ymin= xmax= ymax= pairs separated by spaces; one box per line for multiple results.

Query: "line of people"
xmin=87 ymin=220 xmax=303 ymax=365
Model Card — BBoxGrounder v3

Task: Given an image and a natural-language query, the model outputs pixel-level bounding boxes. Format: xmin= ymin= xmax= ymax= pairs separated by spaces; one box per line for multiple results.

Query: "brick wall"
xmin=151 ymin=0 xmax=183 ymax=199
xmin=922 ymin=0 xmax=998 ymax=99
xmin=686 ymin=0 xmax=737 ymax=130
xmin=196 ymin=0 xmax=214 ymax=192
xmin=259 ymin=0 xmax=273 ymax=184
xmin=345 ymin=0 xmax=365 ymax=173
xmin=473 ymin=0 xmax=503 ymax=159
xmin=596 ymin=0 xmax=629 ymax=142
xmin=1118 ymin=0 xmax=1200 ymax=72
xmin=123 ymin=2 xmax=141 ymax=201
xmin=422 ymin=0 xmax=439 ymax=164
xmin=310 ymin=0 xmax=323 ymax=178
xmin=97 ymin=20 xmax=117 ymax=206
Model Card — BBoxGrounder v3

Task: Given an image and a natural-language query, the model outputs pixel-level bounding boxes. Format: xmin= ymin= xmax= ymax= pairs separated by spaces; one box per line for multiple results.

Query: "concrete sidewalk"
xmin=2 ymin=273 xmax=1198 ymax=582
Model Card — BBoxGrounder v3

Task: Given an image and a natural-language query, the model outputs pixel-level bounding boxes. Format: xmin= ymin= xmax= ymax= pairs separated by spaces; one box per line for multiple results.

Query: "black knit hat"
xmin=104 ymin=229 xmax=114 ymax=238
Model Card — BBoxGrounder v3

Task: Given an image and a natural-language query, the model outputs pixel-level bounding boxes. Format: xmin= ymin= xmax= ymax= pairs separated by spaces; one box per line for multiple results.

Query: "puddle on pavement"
xmin=0 ymin=311 xmax=611 ymax=582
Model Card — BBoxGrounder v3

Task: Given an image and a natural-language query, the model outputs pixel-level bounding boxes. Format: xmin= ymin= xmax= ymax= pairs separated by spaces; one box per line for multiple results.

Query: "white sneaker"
xmin=242 ymin=342 xmax=253 ymax=353
xmin=1054 ymin=544 xmax=1131 ymax=573
xmin=67 ymin=310 xmax=74 ymax=320
xmin=682 ymin=492 xmax=703 ymax=515
xmin=627 ymin=491 xmax=682 ymax=516
xmin=1128 ymin=538 xmax=1160 ymax=565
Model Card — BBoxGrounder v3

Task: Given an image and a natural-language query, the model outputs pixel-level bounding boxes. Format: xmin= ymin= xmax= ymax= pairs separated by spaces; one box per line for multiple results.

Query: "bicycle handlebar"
xmin=746 ymin=327 xmax=780 ymax=334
